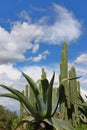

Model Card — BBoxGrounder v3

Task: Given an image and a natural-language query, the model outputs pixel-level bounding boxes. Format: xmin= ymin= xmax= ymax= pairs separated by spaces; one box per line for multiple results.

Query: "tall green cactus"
xmin=60 ymin=42 xmax=70 ymax=108
xmin=19 ymin=42 xmax=82 ymax=128
xmin=69 ymin=67 xmax=79 ymax=126
xmin=60 ymin=42 xmax=70 ymax=123
xmin=59 ymin=42 xmax=81 ymax=127
xmin=20 ymin=90 xmax=24 ymax=119
xmin=41 ymin=68 xmax=46 ymax=79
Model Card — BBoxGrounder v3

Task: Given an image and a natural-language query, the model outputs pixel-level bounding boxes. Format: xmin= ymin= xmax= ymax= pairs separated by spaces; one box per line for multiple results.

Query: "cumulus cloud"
xmin=32 ymin=43 xmax=39 ymax=53
xmin=0 ymin=4 xmax=81 ymax=64
xmin=0 ymin=64 xmax=24 ymax=90
xmin=29 ymin=50 xmax=49 ymax=62
xmin=75 ymin=54 xmax=87 ymax=64
xmin=41 ymin=4 xmax=81 ymax=44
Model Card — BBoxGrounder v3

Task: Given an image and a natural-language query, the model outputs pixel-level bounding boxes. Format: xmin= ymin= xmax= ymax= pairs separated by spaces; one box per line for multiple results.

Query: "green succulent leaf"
xmin=51 ymin=84 xmax=64 ymax=117
xmin=78 ymin=94 xmax=85 ymax=103
xmin=44 ymin=117 xmax=74 ymax=130
xmin=75 ymin=102 xmax=87 ymax=107
xmin=0 ymin=93 xmax=20 ymax=101
xmin=79 ymin=114 xmax=87 ymax=123
xmin=46 ymin=72 xmax=55 ymax=117
xmin=0 ymin=84 xmax=41 ymax=120
xmin=22 ymin=72 xmax=42 ymax=112
xmin=22 ymin=72 xmax=39 ymax=95
xmin=58 ymin=84 xmax=65 ymax=104
xmin=61 ymin=76 xmax=81 ymax=82
xmin=51 ymin=88 xmax=59 ymax=116
xmin=41 ymin=79 xmax=49 ymax=103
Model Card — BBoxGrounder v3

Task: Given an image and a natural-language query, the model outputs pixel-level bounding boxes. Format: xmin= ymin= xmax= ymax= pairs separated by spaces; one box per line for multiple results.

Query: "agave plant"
xmin=76 ymin=94 xmax=87 ymax=124
xmin=0 ymin=72 xmax=74 ymax=130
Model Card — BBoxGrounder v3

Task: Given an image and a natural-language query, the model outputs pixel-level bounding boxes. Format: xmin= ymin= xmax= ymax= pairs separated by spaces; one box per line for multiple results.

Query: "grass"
xmin=75 ymin=124 xmax=87 ymax=130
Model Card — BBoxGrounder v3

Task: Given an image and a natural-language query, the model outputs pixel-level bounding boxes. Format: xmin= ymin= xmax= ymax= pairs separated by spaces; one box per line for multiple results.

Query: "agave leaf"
xmin=46 ymin=72 xmax=55 ymax=117
xmin=36 ymin=94 xmax=47 ymax=118
xmin=44 ymin=117 xmax=74 ymax=130
xmin=79 ymin=106 xmax=87 ymax=117
xmin=78 ymin=94 xmax=85 ymax=103
xmin=44 ymin=118 xmax=64 ymax=130
xmin=41 ymin=79 xmax=49 ymax=103
xmin=74 ymin=102 xmax=87 ymax=117
xmin=0 ymin=93 xmax=20 ymax=101
xmin=51 ymin=88 xmax=59 ymax=116
xmin=0 ymin=84 xmax=41 ymax=120
xmin=22 ymin=72 xmax=42 ymax=112
xmin=57 ymin=118 xmax=74 ymax=130
xmin=61 ymin=76 xmax=82 ymax=82
xmin=23 ymin=72 xmax=50 ymax=118
xmin=0 ymin=93 xmax=30 ymax=115
xmin=79 ymin=114 xmax=87 ymax=123
xmin=51 ymin=84 xmax=65 ymax=117
xmin=58 ymin=84 xmax=65 ymax=104
xmin=75 ymin=102 xmax=87 ymax=107
xmin=22 ymin=72 xmax=39 ymax=95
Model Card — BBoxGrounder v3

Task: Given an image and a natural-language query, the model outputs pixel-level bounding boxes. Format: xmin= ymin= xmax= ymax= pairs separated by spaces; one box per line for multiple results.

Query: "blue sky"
xmin=0 ymin=0 xmax=87 ymax=111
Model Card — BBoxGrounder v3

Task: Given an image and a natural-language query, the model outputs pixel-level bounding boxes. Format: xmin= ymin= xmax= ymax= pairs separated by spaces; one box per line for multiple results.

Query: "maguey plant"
xmin=0 ymin=71 xmax=74 ymax=130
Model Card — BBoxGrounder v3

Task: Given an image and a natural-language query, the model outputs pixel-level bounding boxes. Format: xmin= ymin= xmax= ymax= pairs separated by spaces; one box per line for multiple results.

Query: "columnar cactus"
xmin=59 ymin=42 xmax=81 ymax=127
xmin=59 ymin=42 xmax=70 ymax=122
xmin=41 ymin=68 xmax=46 ymax=79
xmin=20 ymin=90 xmax=24 ymax=119
xmin=19 ymin=42 xmax=82 ymax=128
xmin=69 ymin=67 xmax=80 ymax=126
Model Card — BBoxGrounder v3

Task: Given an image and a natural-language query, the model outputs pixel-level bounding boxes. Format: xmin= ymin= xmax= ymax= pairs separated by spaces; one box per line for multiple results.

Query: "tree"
xmin=0 ymin=105 xmax=18 ymax=130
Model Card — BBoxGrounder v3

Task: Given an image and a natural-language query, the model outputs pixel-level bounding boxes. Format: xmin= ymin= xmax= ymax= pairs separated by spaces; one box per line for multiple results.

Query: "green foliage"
xmin=75 ymin=95 xmax=87 ymax=124
xmin=0 ymin=105 xmax=18 ymax=130
xmin=0 ymin=42 xmax=84 ymax=130
xmin=0 ymin=72 xmax=74 ymax=130
xmin=75 ymin=124 xmax=87 ymax=130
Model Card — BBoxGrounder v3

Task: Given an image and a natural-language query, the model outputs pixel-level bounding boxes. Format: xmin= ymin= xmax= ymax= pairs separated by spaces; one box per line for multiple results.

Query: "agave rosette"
xmin=0 ymin=72 xmax=74 ymax=130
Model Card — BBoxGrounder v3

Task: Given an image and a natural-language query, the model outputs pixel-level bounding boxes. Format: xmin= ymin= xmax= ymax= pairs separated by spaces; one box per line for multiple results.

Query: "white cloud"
xmin=0 ymin=64 xmax=25 ymax=91
xmin=0 ymin=4 xmax=81 ymax=64
xmin=19 ymin=10 xmax=31 ymax=23
xmin=75 ymin=54 xmax=87 ymax=64
xmin=32 ymin=43 xmax=39 ymax=53
xmin=29 ymin=50 xmax=49 ymax=62
xmin=0 ymin=64 xmax=26 ymax=112
xmin=41 ymin=4 xmax=81 ymax=44
xmin=0 ymin=64 xmax=21 ymax=80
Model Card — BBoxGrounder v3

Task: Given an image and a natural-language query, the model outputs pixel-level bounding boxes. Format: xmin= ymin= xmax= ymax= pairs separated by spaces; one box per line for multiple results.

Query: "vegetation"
xmin=75 ymin=124 xmax=87 ymax=130
xmin=0 ymin=71 xmax=75 ymax=130
xmin=0 ymin=42 xmax=87 ymax=130
xmin=0 ymin=105 xmax=18 ymax=130
xmin=59 ymin=42 xmax=82 ymax=127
